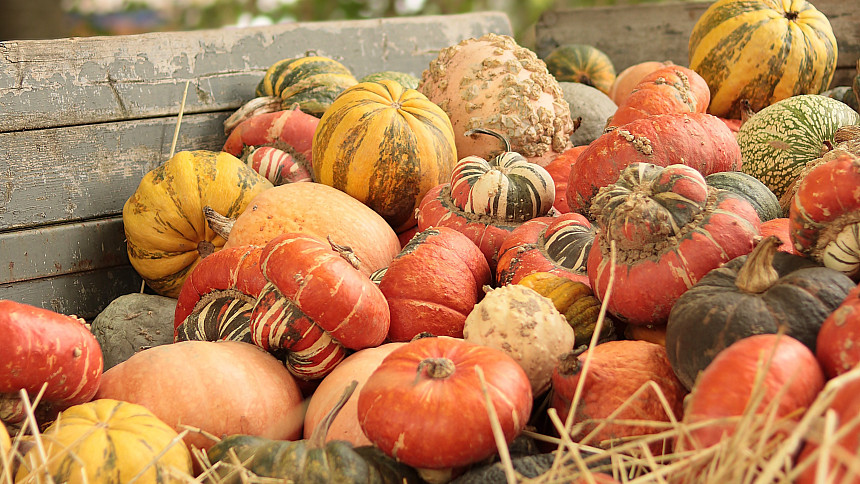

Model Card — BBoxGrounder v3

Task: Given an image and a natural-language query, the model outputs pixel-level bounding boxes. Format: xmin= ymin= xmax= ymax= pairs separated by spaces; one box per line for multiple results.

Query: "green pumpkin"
xmin=543 ymin=44 xmax=616 ymax=95
xmin=359 ymin=70 xmax=419 ymax=89
xmin=705 ymin=171 xmax=781 ymax=221
xmin=256 ymin=56 xmax=358 ymax=117
xmin=207 ymin=382 xmax=421 ymax=484
xmin=738 ymin=94 xmax=860 ymax=198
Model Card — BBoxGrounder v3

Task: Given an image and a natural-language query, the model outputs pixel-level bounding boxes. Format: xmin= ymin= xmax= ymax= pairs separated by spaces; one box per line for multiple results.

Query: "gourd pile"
xmin=3 ymin=0 xmax=860 ymax=482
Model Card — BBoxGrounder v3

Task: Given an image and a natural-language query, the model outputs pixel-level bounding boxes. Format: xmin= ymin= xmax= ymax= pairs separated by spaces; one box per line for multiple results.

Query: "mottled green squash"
xmin=738 ymin=94 xmax=860 ymax=198
xmin=544 ymin=44 xmax=616 ymax=95
xmin=256 ymin=56 xmax=358 ymax=117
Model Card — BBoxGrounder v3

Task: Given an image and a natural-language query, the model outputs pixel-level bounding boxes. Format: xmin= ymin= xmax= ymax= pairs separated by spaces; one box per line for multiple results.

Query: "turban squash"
xmin=123 ymin=150 xmax=272 ymax=298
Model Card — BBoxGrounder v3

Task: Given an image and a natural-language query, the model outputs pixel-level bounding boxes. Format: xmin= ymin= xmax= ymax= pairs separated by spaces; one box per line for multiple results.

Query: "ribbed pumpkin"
xmin=738 ymin=94 xmax=860 ymax=199
xmin=543 ymin=44 xmax=616 ymax=95
xmin=688 ymin=0 xmax=838 ymax=119
xmin=359 ymin=70 xmax=419 ymax=89
xmin=608 ymin=60 xmax=674 ymax=106
xmin=313 ymin=80 xmax=457 ymax=232
xmin=15 ymin=399 xmax=192 ymax=483
xmin=123 ymin=150 xmax=272 ymax=298
xmin=256 ymin=56 xmax=358 ymax=117
xmin=605 ymin=65 xmax=710 ymax=129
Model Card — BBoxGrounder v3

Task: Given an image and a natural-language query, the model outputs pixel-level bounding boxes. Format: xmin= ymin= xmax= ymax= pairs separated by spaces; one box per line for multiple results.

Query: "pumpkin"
xmin=517 ymin=271 xmax=614 ymax=348
xmin=495 ymin=212 xmax=594 ymax=288
xmin=14 ymin=399 xmax=192 ymax=483
xmin=208 ymin=382 xmax=422 ymax=484
xmin=738 ymin=94 xmax=860 ymax=199
xmin=419 ymin=33 xmax=574 ymax=166
xmin=357 ymin=336 xmax=533 ymax=470
xmin=608 ymin=60 xmax=674 ymax=106
xmin=312 ymin=79 xmax=458 ymax=232
xmin=250 ymin=233 xmax=389 ymax=379
xmin=567 ymin=112 xmax=742 ymax=214
xmin=123 ymin=150 xmax=273 ymax=298
xmin=688 ymin=0 xmax=837 ymax=118
xmin=545 ymin=145 xmax=589 ymax=213
xmin=216 ymin=181 xmax=400 ymax=278
xmin=788 ymin=129 xmax=860 ymax=279
xmin=759 ymin=217 xmax=798 ymax=254
xmin=678 ymin=334 xmax=825 ymax=451
xmin=463 ymin=284 xmax=574 ymax=396
xmin=587 ymin=163 xmax=761 ymax=327
xmin=222 ymin=107 xmax=319 ymax=182
xmin=796 ymin=372 xmax=860 ymax=483
xmin=94 ymin=340 xmax=304 ymax=452
xmin=173 ymin=245 xmax=266 ymax=344
xmin=816 ymin=283 xmax=860 ymax=378
xmin=558 ymin=83 xmax=617 ymax=147
xmin=665 ymin=236 xmax=856 ymax=390
xmin=705 ymin=171 xmax=782 ymax=222
xmin=417 ymin=130 xmax=557 ymax=272
xmin=543 ymin=44 xmax=616 ymax=95
xmin=303 ymin=343 xmax=407 ymax=447
xmin=0 ymin=300 xmax=103 ymax=425
xmin=605 ymin=65 xmax=710 ymax=129
xmin=550 ymin=340 xmax=687 ymax=455
xmin=379 ymin=227 xmax=491 ymax=341
xmin=256 ymin=55 xmax=358 ymax=117
xmin=359 ymin=70 xmax=419 ymax=89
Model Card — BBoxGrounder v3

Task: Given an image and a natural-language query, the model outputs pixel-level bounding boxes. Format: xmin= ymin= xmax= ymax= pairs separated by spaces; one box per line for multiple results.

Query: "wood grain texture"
xmin=0 ymin=12 xmax=513 ymax=132
xmin=0 ymin=112 xmax=227 ymax=231
xmin=535 ymin=0 xmax=859 ymax=87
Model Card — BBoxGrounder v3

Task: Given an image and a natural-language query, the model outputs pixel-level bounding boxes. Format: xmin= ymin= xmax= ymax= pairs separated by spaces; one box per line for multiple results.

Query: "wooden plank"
xmin=535 ymin=0 xmax=859 ymax=88
xmin=0 ymin=112 xmax=227 ymax=231
xmin=1 ymin=217 xmax=128 ymax=285
xmin=0 ymin=266 xmax=144 ymax=320
xmin=0 ymin=12 xmax=513 ymax=132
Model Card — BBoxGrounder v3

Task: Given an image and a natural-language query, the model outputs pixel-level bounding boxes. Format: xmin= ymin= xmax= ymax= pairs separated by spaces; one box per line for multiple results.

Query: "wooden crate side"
xmin=535 ymin=0 xmax=858 ymax=88
xmin=0 ymin=112 xmax=226 ymax=232
xmin=0 ymin=12 xmax=513 ymax=133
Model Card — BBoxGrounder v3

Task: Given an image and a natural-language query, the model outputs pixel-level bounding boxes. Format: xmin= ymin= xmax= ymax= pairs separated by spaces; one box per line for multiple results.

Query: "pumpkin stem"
xmin=327 ymin=236 xmax=362 ymax=271
xmin=308 ymin=380 xmax=358 ymax=448
xmin=556 ymin=349 xmax=584 ymax=377
xmin=464 ymin=128 xmax=512 ymax=153
xmin=415 ymin=357 xmax=456 ymax=383
xmin=735 ymin=236 xmax=782 ymax=294
xmin=203 ymin=206 xmax=235 ymax=241
xmin=739 ymin=99 xmax=755 ymax=125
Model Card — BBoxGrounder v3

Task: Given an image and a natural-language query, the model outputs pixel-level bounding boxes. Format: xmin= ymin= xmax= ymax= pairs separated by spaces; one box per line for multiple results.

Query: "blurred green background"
xmin=0 ymin=0 xmax=699 ymax=46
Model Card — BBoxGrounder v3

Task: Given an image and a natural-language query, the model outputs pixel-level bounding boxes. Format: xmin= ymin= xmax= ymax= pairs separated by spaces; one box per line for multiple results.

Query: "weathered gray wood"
xmin=0 ymin=266 xmax=143 ymax=320
xmin=535 ymin=0 xmax=859 ymax=88
xmin=0 ymin=12 xmax=513 ymax=133
xmin=1 ymin=217 xmax=127 ymax=285
xmin=0 ymin=112 xmax=227 ymax=231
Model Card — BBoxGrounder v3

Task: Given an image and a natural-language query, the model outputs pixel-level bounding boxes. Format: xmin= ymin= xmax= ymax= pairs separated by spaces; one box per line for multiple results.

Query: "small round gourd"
xmin=257 ymin=55 xmax=358 ymax=117
xmin=544 ymin=44 xmax=616 ymax=95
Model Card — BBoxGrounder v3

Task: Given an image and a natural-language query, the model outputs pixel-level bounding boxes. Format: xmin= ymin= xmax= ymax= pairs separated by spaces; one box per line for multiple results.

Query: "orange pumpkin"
xmin=608 ymin=61 xmax=674 ymax=106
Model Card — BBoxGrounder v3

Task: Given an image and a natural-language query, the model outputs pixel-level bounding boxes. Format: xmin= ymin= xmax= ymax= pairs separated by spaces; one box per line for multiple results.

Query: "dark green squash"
xmin=543 ymin=44 xmax=616 ymax=95
xmin=705 ymin=171 xmax=782 ymax=221
xmin=665 ymin=236 xmax=856 ymax=390
xmin=207 ymin=381 xmax=421 ymax=484
xmin=256 ymin=56 xmax=358 ymax=117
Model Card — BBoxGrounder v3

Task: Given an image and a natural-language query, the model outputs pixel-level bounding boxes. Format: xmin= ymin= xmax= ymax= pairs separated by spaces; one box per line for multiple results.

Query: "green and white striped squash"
xmin=543 ymin=44 xmax=616 ymax=95
xmin=256 ymin=56 xmax=358 ymax=117
xmin=689 ymin=0 xmax=837 ymax=119
xmin=450 ymin=129 xmax=555 ymax=223
xmin=359 ymin=70 xmax=419 ymax=90
xmin=738 ymin=94 xmax=860 ymax=199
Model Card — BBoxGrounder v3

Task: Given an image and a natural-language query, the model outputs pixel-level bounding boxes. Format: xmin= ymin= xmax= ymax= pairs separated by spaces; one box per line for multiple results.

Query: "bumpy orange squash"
xmin=123 ymin=150 xmax=272 ymax=297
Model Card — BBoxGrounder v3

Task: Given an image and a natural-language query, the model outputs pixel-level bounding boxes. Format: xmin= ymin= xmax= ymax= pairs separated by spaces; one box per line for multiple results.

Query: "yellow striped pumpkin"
xmin=312 ymin=80 xmax=457 ymax=232
xmin=15 ymin=399 xmax=192 ymax=483
xmin=689 ymin=0 xmax=837 ymax=119
xmin=256 ymin=56 xmax=358 ymax=118
xmin=123 ymin=150 xmax=272 ymax=298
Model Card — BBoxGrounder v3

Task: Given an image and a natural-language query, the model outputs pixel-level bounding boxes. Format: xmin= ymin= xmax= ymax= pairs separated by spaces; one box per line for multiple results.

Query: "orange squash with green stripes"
xmin=312 ymin=80 xmax=457 ymax=232
xmin=544 ymin=44 xmax=616 ymax=95
xmin=688 ymin=0 xmax=837 ymax=119
xmin=123 ymin=150 xmax=272 ymax=298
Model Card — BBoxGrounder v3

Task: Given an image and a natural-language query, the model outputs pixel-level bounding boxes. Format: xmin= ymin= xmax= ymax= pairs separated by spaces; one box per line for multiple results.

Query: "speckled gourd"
xmin=419 ymin=33 xmax=575 ymax=166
